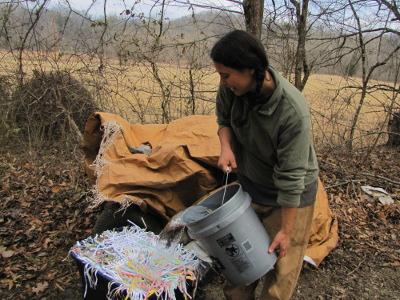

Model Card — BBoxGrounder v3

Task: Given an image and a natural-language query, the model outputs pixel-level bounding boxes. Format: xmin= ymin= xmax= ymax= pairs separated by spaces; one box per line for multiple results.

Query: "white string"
xmin=221 ymin=166 xmax=230 ymax=206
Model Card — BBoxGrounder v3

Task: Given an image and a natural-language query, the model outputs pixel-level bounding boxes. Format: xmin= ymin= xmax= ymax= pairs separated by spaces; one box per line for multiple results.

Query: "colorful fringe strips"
xmin=70 ymin=224 xmax=200 ymax=300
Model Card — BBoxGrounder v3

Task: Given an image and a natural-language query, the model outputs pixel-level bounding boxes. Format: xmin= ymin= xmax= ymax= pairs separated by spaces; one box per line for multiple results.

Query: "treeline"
xmin=1 ymin=1 xmax=398 ymax=80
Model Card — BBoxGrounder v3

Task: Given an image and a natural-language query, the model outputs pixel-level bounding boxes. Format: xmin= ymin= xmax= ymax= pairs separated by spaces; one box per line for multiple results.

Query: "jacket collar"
xmin=253 ymin=66 xmax=282 ymax=116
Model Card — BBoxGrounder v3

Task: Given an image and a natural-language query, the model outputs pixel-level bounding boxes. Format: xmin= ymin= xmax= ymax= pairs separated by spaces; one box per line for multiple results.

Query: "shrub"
xmin=9 ymin=70 xmax=98 ymax=145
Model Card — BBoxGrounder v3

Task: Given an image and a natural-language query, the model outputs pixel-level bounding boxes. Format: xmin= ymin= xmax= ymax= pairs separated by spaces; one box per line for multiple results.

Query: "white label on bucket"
xmin=216 ymin=233 xmax=253 ymax=273
xmin=242 ymin=240 xmax=253 ymax=252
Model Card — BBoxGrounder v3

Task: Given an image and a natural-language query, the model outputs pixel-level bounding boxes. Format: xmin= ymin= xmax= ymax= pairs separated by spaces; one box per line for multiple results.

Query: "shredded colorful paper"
xmin=70 ymin=224 xmax=200 ymax=300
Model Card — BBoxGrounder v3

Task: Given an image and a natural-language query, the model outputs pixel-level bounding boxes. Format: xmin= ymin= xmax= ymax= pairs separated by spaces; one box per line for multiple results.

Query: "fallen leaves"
xmin=51 ymin=185 xmax=61 ymax=194
xmin=319 ymin=147 xmax=400 ymax=268
xmin=32 ymin=281 xmax=49 ymax=294
xmin=0 ymin=145 xmax=399 ymax=300
xmin=0 ymin=246 xmax=15 ymax=258
xmin=0 ymin=150 xmax=100 ymax=300
xmin=382 ymin=261 xmax=400 ymax=267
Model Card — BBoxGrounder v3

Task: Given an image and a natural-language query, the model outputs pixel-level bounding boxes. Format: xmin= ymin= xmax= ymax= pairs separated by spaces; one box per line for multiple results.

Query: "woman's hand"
xmin=217 ymin=127 xmax=237 ymax=172
xmin=268 ymin=229 xmax=291 ymax=259
xmin=218 ymin=147 xmax=237 ymax=172
xmin=268 ymin=206 xmax=298 ymax=259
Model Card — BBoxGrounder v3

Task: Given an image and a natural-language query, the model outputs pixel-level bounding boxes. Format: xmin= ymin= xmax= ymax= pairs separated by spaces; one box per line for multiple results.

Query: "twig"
xmin=325 ymin=179 xmax=366 ymax=189
xmin=361 ymin=173 xmax=400 ymax=185
xmin=52 ymin=88 xmax=83 ymax=143
xmin=350 ymin=180 xmax=360 ymax=201
xmin=348 ymin=259 xmax=365 ymax=276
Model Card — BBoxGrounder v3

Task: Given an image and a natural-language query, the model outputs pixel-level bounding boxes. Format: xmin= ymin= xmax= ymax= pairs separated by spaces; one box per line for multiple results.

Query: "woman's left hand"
xmin=268 ymin=229 xmax=291 ymax=259
xmin=268 ymin=206 xmax=298 ymax=259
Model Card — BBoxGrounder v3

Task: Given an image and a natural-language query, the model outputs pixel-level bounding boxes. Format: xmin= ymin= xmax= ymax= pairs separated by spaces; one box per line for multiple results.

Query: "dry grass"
xmin=1 ymin=50 xmax=395 ymax=150
xmin=304 ymin=74 xmax=393 ymax=149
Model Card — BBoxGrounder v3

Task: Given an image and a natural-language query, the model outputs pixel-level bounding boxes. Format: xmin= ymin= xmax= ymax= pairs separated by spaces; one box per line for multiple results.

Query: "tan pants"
xmin=223 ymin=203 xmax=315 ymax=300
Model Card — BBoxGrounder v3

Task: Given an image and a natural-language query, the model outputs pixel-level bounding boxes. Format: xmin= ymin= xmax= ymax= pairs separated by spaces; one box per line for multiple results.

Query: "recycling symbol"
xmin=224 ymin=243 xmax=240 ymax=257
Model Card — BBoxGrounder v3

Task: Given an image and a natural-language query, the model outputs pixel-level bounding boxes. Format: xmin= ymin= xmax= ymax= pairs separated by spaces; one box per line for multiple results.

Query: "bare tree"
xmin=288 ymin=0 xmax=310 ymax=91
xmin=340 ymin=0 xmax=400 ymax=150
xmin=243 ymin=0 xmax=264 ymax=39
xmin=173 ymin=0 xmax=264 ymax=39
xmin=375 ymin=0 xmax=400 ymax=147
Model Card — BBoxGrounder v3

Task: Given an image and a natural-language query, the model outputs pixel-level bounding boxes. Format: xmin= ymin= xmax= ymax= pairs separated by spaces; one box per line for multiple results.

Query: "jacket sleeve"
xmin=273 ymin=113 xmax=312 ymax=207
xmin=215 ymin=86 xmax=233 ymax=131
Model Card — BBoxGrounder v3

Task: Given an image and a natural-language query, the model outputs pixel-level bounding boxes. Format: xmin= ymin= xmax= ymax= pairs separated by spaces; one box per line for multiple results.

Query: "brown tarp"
xmin=82 ymin=112 xmax=338 ymax=266
xmin=306 ymin=179 xmax=339 ymax=266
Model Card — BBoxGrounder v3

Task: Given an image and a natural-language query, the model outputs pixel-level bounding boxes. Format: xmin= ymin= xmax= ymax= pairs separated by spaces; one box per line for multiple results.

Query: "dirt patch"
xmin=0 ymin=146 xmax=399 ymax=299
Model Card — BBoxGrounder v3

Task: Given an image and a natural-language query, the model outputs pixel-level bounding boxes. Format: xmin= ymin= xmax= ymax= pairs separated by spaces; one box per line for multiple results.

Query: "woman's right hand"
xmin=218 ymin=147 xmax=237 ymax=173
xmin=217 ymin=126 xmax=237 ymax=172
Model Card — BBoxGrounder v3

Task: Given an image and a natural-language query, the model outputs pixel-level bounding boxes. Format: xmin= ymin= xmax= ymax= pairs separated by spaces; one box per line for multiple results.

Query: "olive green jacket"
xmin=216 ymin=67 xmax=319 ymax=207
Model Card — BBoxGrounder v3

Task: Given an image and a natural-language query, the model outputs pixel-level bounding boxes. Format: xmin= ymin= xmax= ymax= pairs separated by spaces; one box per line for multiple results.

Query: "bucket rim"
xmin=183 ymin=184 xmax=252 ymax=238
xmin=182 ymin=183 xmax=244 ymax=227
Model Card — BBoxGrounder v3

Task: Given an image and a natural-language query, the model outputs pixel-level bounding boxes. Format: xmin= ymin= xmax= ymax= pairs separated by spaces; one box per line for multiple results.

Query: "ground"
xmin=0 ymin=146 xmax=399 ymax=300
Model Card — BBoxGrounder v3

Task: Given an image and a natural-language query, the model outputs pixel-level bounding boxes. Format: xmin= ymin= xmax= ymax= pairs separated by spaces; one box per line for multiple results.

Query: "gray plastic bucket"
xmin=182 ymin=183 xmax=277 ymax=286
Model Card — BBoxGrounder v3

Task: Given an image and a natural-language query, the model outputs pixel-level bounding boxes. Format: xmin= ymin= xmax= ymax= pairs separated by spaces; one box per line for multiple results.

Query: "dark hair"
xmin=210 ymin=30 xmax=269 ymax=93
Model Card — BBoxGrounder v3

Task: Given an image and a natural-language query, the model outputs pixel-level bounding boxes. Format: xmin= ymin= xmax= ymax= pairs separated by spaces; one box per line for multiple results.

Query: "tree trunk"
xmin=291 ymin=0 xmax=309 ymax=91
xmin=243 ymin=0 xmax=264 ymax=40
xmin=387 ymin=111 xmax=400 ymax=146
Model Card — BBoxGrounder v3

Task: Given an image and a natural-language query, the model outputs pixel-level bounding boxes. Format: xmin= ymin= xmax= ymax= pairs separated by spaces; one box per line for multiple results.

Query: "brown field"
xmin=1 ymin=50 xmax=395 ymax=149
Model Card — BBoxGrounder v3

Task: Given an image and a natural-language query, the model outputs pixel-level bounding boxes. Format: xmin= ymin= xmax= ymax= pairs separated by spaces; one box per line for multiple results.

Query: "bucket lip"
xmin=201 ymin=182 xmax=241 ymax=200
xmin=200 ymin=183 xmax=242 ymax=206
xmin=186 ymin=197 xmax=251 ymax=238
xmin=182 ymin=183 xmax=244 ymax=227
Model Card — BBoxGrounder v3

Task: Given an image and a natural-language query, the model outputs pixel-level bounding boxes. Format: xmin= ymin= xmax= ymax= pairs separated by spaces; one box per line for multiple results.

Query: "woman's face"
xmin=214 ymin=62 xmax=256 ymax=96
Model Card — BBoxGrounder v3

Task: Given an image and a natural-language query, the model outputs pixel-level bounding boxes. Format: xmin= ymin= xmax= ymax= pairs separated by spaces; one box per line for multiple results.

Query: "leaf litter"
xmin=0 ymin=146 xmax=399 ymax=299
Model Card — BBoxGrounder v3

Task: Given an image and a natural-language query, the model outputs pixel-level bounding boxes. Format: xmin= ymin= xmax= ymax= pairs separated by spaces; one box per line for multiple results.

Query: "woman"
xmin=211 ymin=30 xmax=319 ymax=300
